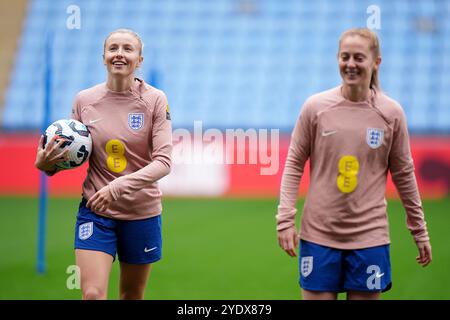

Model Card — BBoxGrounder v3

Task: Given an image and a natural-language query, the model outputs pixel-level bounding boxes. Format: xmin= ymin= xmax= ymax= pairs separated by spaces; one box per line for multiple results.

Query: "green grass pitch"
xmin=0 ymin=196 xmax=449 ymax=300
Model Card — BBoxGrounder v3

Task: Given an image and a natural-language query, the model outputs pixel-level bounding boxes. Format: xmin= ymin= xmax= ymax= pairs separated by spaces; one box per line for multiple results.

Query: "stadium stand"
xmin=0 ymin=0 xmax=28 ymax=123
xmin=1 ymin=0 xmax=449 ymax=133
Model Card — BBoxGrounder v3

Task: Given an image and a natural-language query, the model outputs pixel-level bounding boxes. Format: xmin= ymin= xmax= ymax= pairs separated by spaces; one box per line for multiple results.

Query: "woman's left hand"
xmin=86 ymin=185 xmax=114 ymax=213
xmin=415 ymin=240 xmax=432 ymax=267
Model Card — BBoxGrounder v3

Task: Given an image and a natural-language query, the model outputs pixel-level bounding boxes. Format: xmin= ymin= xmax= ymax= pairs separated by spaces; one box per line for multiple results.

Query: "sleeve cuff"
xmin=276 ymin=206 xmax=297 ymax=231
xmin=108 ymin=180 xmax=121 ymax=201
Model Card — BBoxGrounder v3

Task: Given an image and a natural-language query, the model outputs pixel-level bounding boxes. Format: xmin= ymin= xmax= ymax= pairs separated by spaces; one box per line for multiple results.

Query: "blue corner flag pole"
xmin=37 ymin=32 xmax=52 ymax=274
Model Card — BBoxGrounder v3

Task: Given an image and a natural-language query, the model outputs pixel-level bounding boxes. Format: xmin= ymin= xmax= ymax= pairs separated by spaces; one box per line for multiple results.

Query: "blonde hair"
xmin=338 ymin=28 xmax=381 ymax=90
xmin=103 ymin=28 xmax=144 ymax=55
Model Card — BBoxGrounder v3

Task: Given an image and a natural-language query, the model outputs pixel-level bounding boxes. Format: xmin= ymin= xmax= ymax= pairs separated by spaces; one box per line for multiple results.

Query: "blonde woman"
xmin=36 ymin=29 xmax=172 ymax=300
xmin=277 ymin=28 xmax=432 ymax=300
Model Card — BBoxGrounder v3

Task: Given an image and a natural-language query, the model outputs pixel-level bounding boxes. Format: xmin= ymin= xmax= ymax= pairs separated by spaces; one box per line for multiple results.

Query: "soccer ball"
xmin=44 ymin=119 xmax=92 ymax=170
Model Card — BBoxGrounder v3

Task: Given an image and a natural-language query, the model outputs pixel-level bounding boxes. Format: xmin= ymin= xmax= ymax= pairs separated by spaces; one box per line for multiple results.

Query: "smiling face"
xmin=103 ymin=32 xmax=143 ymax=78
xmin=338 ymin=35 xmax=380 ymax=89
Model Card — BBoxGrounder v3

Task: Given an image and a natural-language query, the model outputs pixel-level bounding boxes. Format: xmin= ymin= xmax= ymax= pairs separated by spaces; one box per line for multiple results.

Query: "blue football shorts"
xmin=299 ymin=239 xmax=392 ymax=292
xmin=74 ymin=198 xmax=162 ymax=264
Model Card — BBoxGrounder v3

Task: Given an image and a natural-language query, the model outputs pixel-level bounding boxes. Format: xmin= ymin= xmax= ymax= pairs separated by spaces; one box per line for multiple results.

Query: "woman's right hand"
xmin=278 ymin=226 xmax=298 ymax=257
xmin=35 ymin=135 xmax=69 ymax=173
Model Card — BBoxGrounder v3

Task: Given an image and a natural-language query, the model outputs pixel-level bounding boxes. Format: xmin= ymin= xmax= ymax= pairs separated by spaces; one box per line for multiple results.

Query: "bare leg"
xmin=302 ymin=289 xmax=338 ymax=300
xmin=119 ymin=262 xmax=152 ymax=300
xmin=76 ymin=249 xmax=113 ymax=300
xmin=347 ymin=291 xmax=381 ymax=300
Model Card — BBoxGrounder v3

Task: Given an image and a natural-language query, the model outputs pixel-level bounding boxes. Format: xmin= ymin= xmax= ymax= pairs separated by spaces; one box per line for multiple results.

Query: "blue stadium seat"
xmin=1 ymin=0 xmax=449 ymax=134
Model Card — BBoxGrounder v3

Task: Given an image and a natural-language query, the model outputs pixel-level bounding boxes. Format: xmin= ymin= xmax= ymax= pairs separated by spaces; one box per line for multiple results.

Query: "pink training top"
xmin=277 ymin=86 xmax=429 ymax=249
xmin=71 ymin=78 xmax=172 ymax=220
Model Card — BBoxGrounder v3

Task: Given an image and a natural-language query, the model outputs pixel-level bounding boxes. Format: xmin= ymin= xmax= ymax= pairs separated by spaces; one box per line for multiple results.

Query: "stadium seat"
xmin=2 ymin=0 xmax=449 ymax=134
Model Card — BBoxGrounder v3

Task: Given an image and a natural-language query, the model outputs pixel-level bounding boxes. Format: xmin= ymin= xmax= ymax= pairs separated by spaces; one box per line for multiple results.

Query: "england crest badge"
xmin=79 ymin=222 xmax=93 ymax=240
xmin=366 ymin=128 xmax=384 ymax=149
xmin=301 ymin=256 xmax=313 ymax=277
xmin=128 ymin=113 xmax=144 ymax=130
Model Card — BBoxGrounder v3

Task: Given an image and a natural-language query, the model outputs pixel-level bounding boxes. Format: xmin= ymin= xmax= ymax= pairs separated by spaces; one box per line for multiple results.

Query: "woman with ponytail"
xmin=277 ymin=28 xmax=432 ymax=300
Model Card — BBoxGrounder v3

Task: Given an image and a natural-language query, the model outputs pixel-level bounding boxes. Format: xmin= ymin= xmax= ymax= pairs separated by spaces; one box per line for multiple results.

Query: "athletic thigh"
xmin=302 ymin=289 xmax=338 ymax=300
xmin=75 ymin=249 xmax=114 ymax=298
xmin=74 ymin=198 xmax=117 ymax=299
xmin=119 ymin=262 xmax=152 ymax=298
